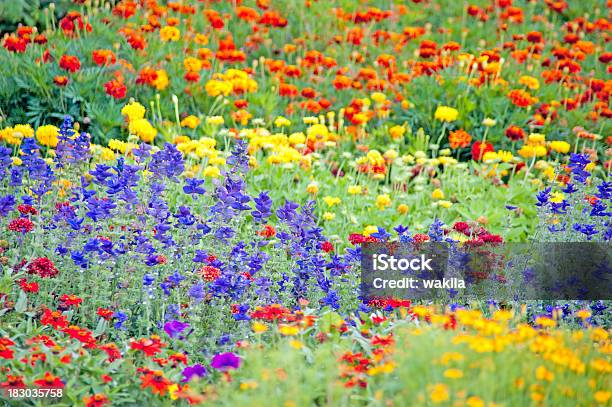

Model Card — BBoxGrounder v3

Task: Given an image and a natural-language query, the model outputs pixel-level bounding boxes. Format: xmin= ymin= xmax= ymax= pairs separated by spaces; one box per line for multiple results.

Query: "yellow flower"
xmin=519 ymin=75 xmax=540 ymax=90
xmin=528 ymin=133 xmax=546 ymax=145
xmin=36 ymin=125 xmax=60 ymax=147
xmin=100 ymin=148 xmax=115 ymax=161
xmin=203 ymin=165 xmax=220 ymax=178
xmin=518 ymin=145 xmax=547 ymax=158
xmin=549 ymin=192 xmax=564 ymax=203
xmin=429 ymin=384 xmax=449 ymax=403
xmin=252 ymin=321 xmax=268 ymax=334
xmin=431 ymin=188 xmax=445 ymax=200
xmin=13 ymin=124 xmax=34 ymax=138
xmin=167 ymin=384 xmax=179 ymax=400
xmin=550 ymin=140 xmax=570 ymax=154
xmin=594 ymin=391 xmax=611 ymax=404
xmin=323 ymin=196 xmax=341 ymax=206
xmin=160 ymin=26 xmax=180 ymax=42
xmin=482 ymin=118 xmax=496 ymax=127
xmin=205 ymin=80 xmax=232 ymax=97
xmin=375 ymin=194 xmax=391 ymax=210
xmin=438 ymin=200 xmax=453 ymax=208
xmin=443 ymin=368 xmax=463 ymax=379
xmin=348 ymin=185 xmax=362 ymax=195
xmin=183 ymin=57 xmax=202 ymax=72
xmin=11 ymin=157 xmax=22 ymax=166
xmin=306 ymin=183 xmax=319 ymax=194
xmin=497 ymin=150 xmax=513 ymax=163
xmin=363 ymin=225 xmax=378 ymax=236
xmin=289 ymin=340 xmax=303 ymax=349
xmin=288 ymin=132 xmax=305 ymax=145
xmin=398 ymin=204 xmax=409 ymax=214
xmin=274 ymin=116 xmax=291 ymax=128
xmin=434 ymin=106 xmax=459 ymax=122
xmin=278 ymin=325 xmax=299 ymax=336
xmin=535 ymin=366 xmax=554 ymax=382
xmin=239 ymin=381 xmax=259 ymax=390
xmin=153 ymin=69 xmax=169 ymax=90
xmin=384 ymin=149 xmax=398 ymax=161
xmin=322 ymin=212 xmax=335 ymax=221
xmin=128 ymin=119 xmax=157 ymax=143
xmin=389 ymin=125 xmax=406 ymax=140
xmin=180 ymin=115 xmax=201 ymax=129
xmin=371 ymin=92 xmax=386 ymax=104
xmin=307 ymin=124 xmax=329 ymax=142
xmin=121 ymin=102 xmax=146 ymax=121
xmin=466 ymin=396 xmax=485 ymax=407
xmin=206 ymin=116 xmax=224 ymax=126
xmin=482 ymin=151 xmax=498 ymax=162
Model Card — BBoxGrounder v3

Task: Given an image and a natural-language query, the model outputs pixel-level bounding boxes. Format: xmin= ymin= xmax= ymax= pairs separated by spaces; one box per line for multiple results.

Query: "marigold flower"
xmin=36 ymin=124 xmax=60 ymax=147
xmin=434 ymin=106 xmax=459 ymax=122
xmin=375 ymin=194 xmax=391 ymax=210
xmin=121 ymin=102 xmax=146 ymax=121
xmin=550 ymin=140 xmax=570 ymax=154
xmin=448 ymin=129 xmax=472 ymax=149
xmin=59 ymin=55 xmax=81 ymax=73
xmin=160 ymin=26 xmax=180 ymax=42
xmin=180 ymin=115 xmax=200 ymax=129
xmin=128 ymin=119 xmax=157 ymax=143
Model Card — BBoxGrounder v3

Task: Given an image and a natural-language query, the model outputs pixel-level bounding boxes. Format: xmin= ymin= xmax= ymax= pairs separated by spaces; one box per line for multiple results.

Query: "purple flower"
xmin=210 ymin=352 xmax=241 ymax=371
xmin=164 ymin=320 xmax=190 ymax=338
xmin=182 ymin=364 xmax=207 ymax=382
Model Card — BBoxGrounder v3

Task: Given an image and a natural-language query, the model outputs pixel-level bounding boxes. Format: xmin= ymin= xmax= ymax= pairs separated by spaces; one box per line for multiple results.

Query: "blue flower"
xmin=183 ymin=178 xmax=206 ymax=195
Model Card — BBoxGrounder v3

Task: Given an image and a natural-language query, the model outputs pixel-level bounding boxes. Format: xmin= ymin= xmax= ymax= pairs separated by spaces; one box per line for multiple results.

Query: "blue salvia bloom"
xmin=0 ymin=195 xmax=16 ymax=217
xmin=183 ymin=178 xmax=206 ymax=195
xmin=252 ymin=191 xmax=272 ymax=222
xmin=0 ymin=146 xmax=12 ymax=179
xmin=428 ymin=218 xmax=445 ymax=241
xmin=149 ymin=143 xmax=184 ymax=181
xmin=226 ymin=139 xmax=250 ymax=173
xmin=567 ymin=153 xmax=591 ymax=184
xmin=55 ymin=116 xmax=91 ymax=167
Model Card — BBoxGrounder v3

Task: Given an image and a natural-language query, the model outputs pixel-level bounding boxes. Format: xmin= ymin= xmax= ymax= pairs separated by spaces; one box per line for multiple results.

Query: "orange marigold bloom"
xmin=448 ymin=129 xmax=472 ymax=149
xmin=507 ymin=89 xmax=537 ymax=107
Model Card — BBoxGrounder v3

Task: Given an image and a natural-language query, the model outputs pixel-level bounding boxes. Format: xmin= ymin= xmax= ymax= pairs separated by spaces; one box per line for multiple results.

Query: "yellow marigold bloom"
xmin=549 ymin=192 xmax=564 ymax=203
xmin=398 ymin=204 xmax=409 ymax=214
xmin=375 ymin=194 xmax=391 ymax=210
xmin=438 ymin=200 xmax=453 ymax=208
xmin=239 ymin=381 xmax=258 ymax=390
xmin=466 ymin=397 xmax=485 ymax=407
xmin=431 ymin=188 xmax=445 ymax=200
xmin=594 ymin=391 xmax=611 ymax=404
xmin=13 ymin=124 xmax=34 ymax=138
xmin=528 ymin=133 xmax=546 ymax=145
xmin=482 ymin=151 xmax=498 ymax=162
xmin=289 ymin=340 xmax=303 ymax=349
xmin=434 ymin=106 xmax=459 ymax=122
xmin=278 ymin=324 xmax=299 ymax=336
xmin=108 ymin=139 xmax=137 ymax=154
xmin=183 ymin=57 xmax=202 ymax=72
xmin=519 ymin=75 xmax=540 ymax=90
xmin=306 ymin=182 xmax=319 ymax=194
xmin=535 ymin=366 xmax=554 ymax=382
xmin=323 ymin=196 xmax=341 ymax=206
xmin=168 ymin=384 xmax=179 ymax=400
xmin=430 ymin=384 xmax=449 ymax=403
xmin=363 ymin=225 xmax=378 ymax=236
xmin=287 ymin=132 xmax=305 ymax=145
xmin=322 ymin=212 xmax=335 ymax=221
xmin=100 ymin=148 xmax=115 ymax=161
xmin=128 ymin=119 xmax=157 ymax=143
xmin=121 ymin=102 xmax=146 ymax=121
xmin=353 ymin=112 xmax=369 ymax=125
xmin=11 ymin=157 xmax=22 ymax=166
xmin=307 ymin=124 xmax=329 ymax=142
xmin=153 ymin=69 xmax=169 ymax=90
xmin=576 ymin=309 xmax=591 ymax=320
xmin=389 ymin=125 xmax=406 ymax=140
xmin=160 ymin=26 xmax=180 ymax=42
xmin=252 ymin=321 xmax=268 ymax=334
xmin=274 ymin=116 xmax=291 ymax=128
xmin=348 ymin=185 xmax=362 ymax=195
xmin=180 ymin=115 xmax=200 ymax=129
xmin=203 ymin=165 xmax=221 ymax=178
xmin=371 ymin=92 xmax=386 ymax=104
xmin=550 ymin=140 xmax=570 ymax=154
xmin=384 ymin=149 xmax=398 ymax=161
xmin=205 ymin=80 xmax=232 ymax=97
xmin=36 ymin=124 xmax=60 ymax=147
xmin=497 ymin=150 xmax=513 ymax=163
xmin=206 ymin=116 xmax=225 ymax=126
xmin=303 ymin=116 xmax=318 ymax=125
xmin=366 ymin=150 xmax=385 ymax=166
xmin=443 ymin=368 xmax=463 ymax=379
xmin=518 ymin=145 xmax=547 ymax=158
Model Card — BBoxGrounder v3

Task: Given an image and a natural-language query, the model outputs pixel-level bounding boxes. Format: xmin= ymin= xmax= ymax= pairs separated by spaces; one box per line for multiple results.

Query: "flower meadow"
xmin=0 ymin=0 xmax=611 ymax=406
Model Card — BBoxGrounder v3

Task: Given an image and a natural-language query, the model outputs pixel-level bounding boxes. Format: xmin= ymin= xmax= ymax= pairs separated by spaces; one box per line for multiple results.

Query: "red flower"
xmin=413 ymin=233 xmax=430 ymax=243
xmin=130 ymin=336 xmax=166 ymax=357
xmin=8 ymin=218 xmax=34 ymax=233
xmin=62 ymin=325 xmax=97 ymax=348
xmin=257 ymin=225 xmax=276 ymax=238
xmin=33 ymin=372 xmax=64 ymax=388
xmin=83 ymin=393 xmax=110 ymax=407
xmin=40 ymin=308 xmax=68 ymax=329
xmin=452 ymin=222 xmax=471 ymax=235
xmin=99 ymin=343 xmax=122 ymax=362
xmin=471 ymin=141 xmax=494 ymax=161
xmin=17 ymin=204 xmax=37 ymax=216
xmin=59 ymin=294 xmax=83 ymax=308
xmin=0 ymin=375 xmax=26 ymax=389
xmin=199 ymin=265 xmax=221 ymax=282
xmin=104 ymin=79 xmax=127 ymax=99
xmin=27 ymin=257 xmax=59 ymax=278
xmin=92 ymin=49 xmax=116 ymax=66
xmin=2 ymin=35 xmax=27 ymax=53
xmin=139 ymin=370 xmax=172 ymax=395
xmin=0 ymin=338 xmax=15 ymax=360
xmin=504 ymin=125 xmax=526 ymax=141
xmin=59 ymin=55 xmax=81 ymax=73
xmin=321 ymin=241 xmax=334 ymax=253
xmin=17 ymin=278 xmax=39 ymax=293
xmin=97 ymin=307 xmax=114 ymax=320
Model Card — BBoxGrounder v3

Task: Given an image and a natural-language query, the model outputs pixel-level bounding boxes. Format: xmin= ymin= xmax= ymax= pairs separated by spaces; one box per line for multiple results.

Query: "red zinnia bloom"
xmin=8 ymin=218 xmax=34 ymax=233
xmin=257 ymin=225 xmax=276 ymax=238
xmin=0 ymin=375 xmax=26 ymax=389
xmin=99 ymin=343 xmax=122 ymax=362
xmin=130 ymin=336 xmax=166 ymax=357
xmin=471 ymin=141 xmax=494 ymax=161
xmin=59 ymin=294 xmax=83 ymax=308
xmin=59 ymin=55 xmax=81 ymax=73
xmin=140 ymin=370 xmax=172 ymax=395
xmin=17 ymin=204 xmax=37 ymax=216
xmin=17 ymin=278 xmax=39 ymax=293
xmin=321 ymin=241 xmax=334 ymax=253
xmin=0 ymin=338 xmax=15 ymax=360
xmin=84 ymin=394 xmax=110 ymax=407
xmin=199 ymin=265 xmax=221 ymax=282
xmin=27 ymin=257 xmax=59 ymax=278
xmin=97 ymin=307 xmax=114 ymax=320
xmin=33 ymin=372 xmax=64 ymax=388
xmin=40 ymin=308 xmax=68 ymax=329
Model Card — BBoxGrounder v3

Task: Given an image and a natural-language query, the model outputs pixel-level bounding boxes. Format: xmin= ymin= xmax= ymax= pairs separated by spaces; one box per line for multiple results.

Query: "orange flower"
xmin=507 ymin=89 xmax=537 ymax=107
xmin=448 ymin=129 xmax=472 ymax=149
